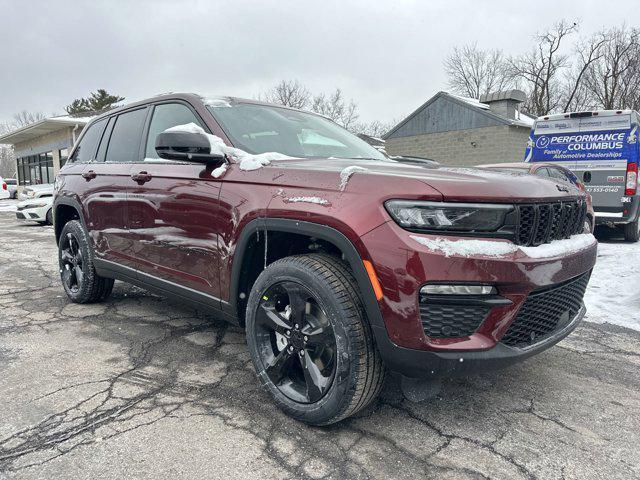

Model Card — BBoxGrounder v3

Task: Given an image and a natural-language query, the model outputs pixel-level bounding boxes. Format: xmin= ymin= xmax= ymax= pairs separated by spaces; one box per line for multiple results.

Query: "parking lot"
xmin=1 ymin=204 xmax=639 ymax=480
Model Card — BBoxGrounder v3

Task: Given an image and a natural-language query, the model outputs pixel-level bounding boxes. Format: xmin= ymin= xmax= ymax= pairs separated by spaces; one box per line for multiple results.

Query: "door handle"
xmin=131 ymin=171 xmax=152 ymax=184
xmin=81 ymin=170 xmax=97 ymax=180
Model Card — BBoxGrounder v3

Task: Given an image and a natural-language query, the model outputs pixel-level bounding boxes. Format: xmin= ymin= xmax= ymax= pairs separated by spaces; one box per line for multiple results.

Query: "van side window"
xmin=145 ymin=103 xmax=204 ymax=160
xmin=105 ymin=108 xmax=148 ymax=163
xmin=69 ymin=118 xmax=107 ymax=163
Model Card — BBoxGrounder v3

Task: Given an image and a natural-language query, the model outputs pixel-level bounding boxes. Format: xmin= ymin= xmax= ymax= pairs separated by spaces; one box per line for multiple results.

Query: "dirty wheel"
xmin=58 ymin=220 xmax=114 ymax=303
xmin=623 ymin=217 xmax=640 ymax=242
xmin=246 ymin=254 xmax=385 ymax=425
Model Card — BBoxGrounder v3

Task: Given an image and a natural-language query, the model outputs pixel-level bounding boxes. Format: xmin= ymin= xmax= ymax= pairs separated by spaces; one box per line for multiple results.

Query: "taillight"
xmin=1 ymin=182 xmax=6 ymax=190
xmin=625 ymin=162 xmax=638 ymax=196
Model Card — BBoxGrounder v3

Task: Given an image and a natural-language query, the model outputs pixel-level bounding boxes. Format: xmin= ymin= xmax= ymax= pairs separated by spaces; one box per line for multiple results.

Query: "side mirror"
xmin=155 ymin=131 xmax=225 ymax=164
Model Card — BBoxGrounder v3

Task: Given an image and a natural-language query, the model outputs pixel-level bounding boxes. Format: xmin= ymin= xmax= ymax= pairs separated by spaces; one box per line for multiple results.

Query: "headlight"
xmin=385 ymin=200 xmax=513 ymax=233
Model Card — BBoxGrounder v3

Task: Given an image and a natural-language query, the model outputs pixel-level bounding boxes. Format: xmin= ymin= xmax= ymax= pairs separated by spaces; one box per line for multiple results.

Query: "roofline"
xmin=0 ymin=116 xmax=91 ymax=145
xmin=536 ymin=109 xmax=637 ymax=121
xmin=383 ymin=91 xmax=514 ymax=140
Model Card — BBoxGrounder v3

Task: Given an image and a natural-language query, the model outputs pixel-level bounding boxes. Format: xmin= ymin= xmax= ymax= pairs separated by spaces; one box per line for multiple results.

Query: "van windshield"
xmin=208 ymin=103 xmax=386 ymax=161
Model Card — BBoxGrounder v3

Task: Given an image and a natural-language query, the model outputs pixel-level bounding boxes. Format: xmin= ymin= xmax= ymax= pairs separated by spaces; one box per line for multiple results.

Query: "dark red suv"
xmin=53 ymin=93 xmax=597 ymax=425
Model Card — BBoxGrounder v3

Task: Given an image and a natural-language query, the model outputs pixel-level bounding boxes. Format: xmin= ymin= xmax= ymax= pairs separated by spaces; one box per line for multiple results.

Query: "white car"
xmin=15 ymin=196 xmax=54 ymax=224
xmin=0 ymin=177 xmax=9 ymax=200
xmin=18 ymin=183 xmax=54 ymax=201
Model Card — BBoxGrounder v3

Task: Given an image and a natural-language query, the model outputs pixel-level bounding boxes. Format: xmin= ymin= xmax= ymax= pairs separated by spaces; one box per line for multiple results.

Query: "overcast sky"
xmin=0 ymin=0 xmax=637 ymax=124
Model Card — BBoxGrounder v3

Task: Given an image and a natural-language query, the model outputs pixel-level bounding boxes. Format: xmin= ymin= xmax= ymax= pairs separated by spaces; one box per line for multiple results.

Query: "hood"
xmin=267 ymin=158 xmax=584 ymax=203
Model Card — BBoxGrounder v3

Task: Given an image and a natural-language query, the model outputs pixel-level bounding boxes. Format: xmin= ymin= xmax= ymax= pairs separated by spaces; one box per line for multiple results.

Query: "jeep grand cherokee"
xmin=53 ymin=93 xmax=597 ymax=425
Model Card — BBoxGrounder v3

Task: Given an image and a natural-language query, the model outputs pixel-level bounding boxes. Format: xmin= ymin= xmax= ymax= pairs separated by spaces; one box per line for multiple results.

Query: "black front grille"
xmin=15 ymin=212 xmax=25 ymax=219
xmin=516 ymin=199 xmax=586 ymax=246
xmin=501 ymin=272 xmax=591 ymax=348
xmin=420 ymin=303 xmax=489 ymax=338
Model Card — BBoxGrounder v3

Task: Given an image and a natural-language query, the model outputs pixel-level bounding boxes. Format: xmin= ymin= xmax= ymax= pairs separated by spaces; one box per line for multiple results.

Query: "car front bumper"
xmin=361 ymin=221 xmax=597 ymax=378
xmin=16 ymin=204 xmax=50 ymax=222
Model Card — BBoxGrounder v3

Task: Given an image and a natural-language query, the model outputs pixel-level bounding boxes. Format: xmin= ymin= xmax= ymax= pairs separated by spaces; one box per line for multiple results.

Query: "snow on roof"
xmin=447 ymin=92 xmax=491 ymax=110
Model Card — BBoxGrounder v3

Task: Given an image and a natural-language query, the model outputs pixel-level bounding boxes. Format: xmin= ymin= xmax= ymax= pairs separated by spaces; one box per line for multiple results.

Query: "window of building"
xmin=106 ymin=108 xmax=147 ymax=163
xmin=16 ymin=152 xmax=54 ymax=185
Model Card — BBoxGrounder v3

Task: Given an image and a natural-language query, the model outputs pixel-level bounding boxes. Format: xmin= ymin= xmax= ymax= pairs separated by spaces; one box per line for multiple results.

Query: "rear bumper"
xmin=373 ymin=304 xmax=586 ymax=378
xmin=594 ymin=195 xmax=640 ymax=224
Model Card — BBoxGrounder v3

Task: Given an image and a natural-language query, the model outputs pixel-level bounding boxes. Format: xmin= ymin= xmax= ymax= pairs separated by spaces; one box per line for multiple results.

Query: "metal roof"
xmin=0 ymin=116 xmax=92 ymax=146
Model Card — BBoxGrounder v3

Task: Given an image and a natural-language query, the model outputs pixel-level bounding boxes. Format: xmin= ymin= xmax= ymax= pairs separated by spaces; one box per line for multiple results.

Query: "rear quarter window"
xmin=69 ymin=119 xmax=107 ymax=163
xmin=106 ymin=108 xmax=148 ymax=163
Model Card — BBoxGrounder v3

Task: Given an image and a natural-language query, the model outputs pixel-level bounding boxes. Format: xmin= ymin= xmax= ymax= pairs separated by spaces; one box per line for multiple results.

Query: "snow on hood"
xmin=339 ymin=166 xmax=368 ymax=191
xmin=410 ymin=233 xmax=596 ymax=259
xmin=164 ymin=123 xmax=292 ymax=171
xmin=284 ymin=196 xmax=329 ymax=205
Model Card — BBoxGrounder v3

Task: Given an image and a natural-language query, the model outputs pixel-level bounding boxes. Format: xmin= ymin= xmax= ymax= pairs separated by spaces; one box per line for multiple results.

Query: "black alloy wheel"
xmin=60 ymin=231 xmax=85 ymax=294
xmin=254 ymin=281 xmax=337 ymax=403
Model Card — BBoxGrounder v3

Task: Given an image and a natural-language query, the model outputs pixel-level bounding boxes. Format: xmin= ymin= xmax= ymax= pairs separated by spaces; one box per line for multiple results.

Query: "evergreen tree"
xmin=65 ymin=89 xmax=125 ymax=114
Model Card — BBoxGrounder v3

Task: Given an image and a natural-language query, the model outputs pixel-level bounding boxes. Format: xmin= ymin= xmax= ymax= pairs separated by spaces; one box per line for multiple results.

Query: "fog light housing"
xmin=421 ymin=284 xmax=497 ymax=295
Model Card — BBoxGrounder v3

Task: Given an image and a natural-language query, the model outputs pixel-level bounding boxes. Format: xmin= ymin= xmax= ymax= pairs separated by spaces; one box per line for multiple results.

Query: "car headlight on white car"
xmin=384 ymin=200 xmax=514 ymax=233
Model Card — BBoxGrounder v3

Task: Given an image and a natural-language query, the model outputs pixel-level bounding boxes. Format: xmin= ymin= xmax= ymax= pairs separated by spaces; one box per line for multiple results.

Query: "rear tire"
xmin=245 ymin=254 xmax=385 ymax=425
xmin=58 ymin=220 xmax=114 ymax=303
xmin=623 ymin=217 xmax=640 ymax=242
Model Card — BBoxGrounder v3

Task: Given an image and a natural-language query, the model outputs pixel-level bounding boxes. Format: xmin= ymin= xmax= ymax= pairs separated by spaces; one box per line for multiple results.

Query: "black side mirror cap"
xmin=155 ymin=131 xmax=225 ymax=164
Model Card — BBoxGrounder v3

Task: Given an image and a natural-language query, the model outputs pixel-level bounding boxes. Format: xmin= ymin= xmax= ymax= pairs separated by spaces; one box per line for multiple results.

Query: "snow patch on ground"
xmin=409 ymin=236 xmax=518 ymax=257
xmin=583 ymin=239 xmax=640 ymax=332
xmin=519 ymin=234 xmax=596 ymax=258
xmin=339 ymin=166 xmax=368 ymax=191
xmin=164 ymin=123 xmax=292 ymax=171
xmin=0 ymin=202 xmax=17 ymax=212
xmin=285 ymin=196 xmax=329 ymax=205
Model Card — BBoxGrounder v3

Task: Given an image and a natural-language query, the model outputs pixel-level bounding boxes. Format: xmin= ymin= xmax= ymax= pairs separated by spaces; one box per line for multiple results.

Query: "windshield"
xmin=208 ymin=103 xmax=386 ymax=161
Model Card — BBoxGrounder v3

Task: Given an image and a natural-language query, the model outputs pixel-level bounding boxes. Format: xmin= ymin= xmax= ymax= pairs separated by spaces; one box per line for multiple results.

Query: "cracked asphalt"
xmin=0 ymin=207 xmax=639 ymax=479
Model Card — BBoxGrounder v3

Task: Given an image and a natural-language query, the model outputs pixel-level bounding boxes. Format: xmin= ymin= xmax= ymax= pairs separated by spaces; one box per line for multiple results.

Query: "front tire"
xmin=45 ymin=208 xmax=53 ymax=225
xmin=623 ymin=217 xmax=640 ymax=242
xmin=58 ymin=220 xmax=114 ymax=303
xmin=245 ymin=254 xmax=385 ymax=425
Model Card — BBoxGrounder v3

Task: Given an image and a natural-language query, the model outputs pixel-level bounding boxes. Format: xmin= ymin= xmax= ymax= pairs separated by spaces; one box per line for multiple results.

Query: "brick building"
xmin=384 ymin=90 xmax=535 ymax=166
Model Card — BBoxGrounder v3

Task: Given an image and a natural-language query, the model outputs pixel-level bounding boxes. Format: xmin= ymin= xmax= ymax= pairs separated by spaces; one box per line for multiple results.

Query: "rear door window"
xmin=69 ymin=118 xmax=107 ymax=163
xmin=106 ymin=108 xmax=148 ymax=163
xmin=534 ymin=167 xmax=551 ymax=178
xmin=144 ymin=103 xmax=204 ymax=160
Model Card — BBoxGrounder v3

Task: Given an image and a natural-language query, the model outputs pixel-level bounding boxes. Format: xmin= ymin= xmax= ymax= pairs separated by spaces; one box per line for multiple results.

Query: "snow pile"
xmin=212 ymin=163 xmax=227 ymax=178
xmin=410 ymin=236 xmax=518 ymax=258
xmin=583 ymin=239 xmax=640 ymax=332
xmin=285 ymin=196 xmax=329 ymax=205
xmin=202 ymin=96 xmax=232 ymax=108
xmin=519 ymin=234 xmax=596 ymax=258
xmin=339 ymin=166 xmax=368 ymax=191
xmin=164 ymin=123 xmax=292 ymax=171
xmin=410 ymin=233 xmax=596 ymax=259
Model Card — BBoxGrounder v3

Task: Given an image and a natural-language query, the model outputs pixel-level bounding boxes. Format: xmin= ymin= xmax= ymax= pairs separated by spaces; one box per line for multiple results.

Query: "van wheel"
xmin=58 ymin=220 xmax=114 ymax=303
xmin=245 ymin=254 xmax=385 ymax=425
xmin=623 ymin=218 xmax=640 ymax=242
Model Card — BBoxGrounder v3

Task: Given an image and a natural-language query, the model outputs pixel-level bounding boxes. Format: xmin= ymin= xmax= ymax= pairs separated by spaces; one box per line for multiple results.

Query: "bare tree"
xmin=511 ymin=20 xmax=580 ymax=115
xmin=444 ymin=43 xmax=514 ymax=98
xmin=561 ymin=32 xmax=608 ymax=112
xmin=261 ymin=79 xmax=311 ymax=109
xmin=582 ymin=26 xmax=640 ymax=110
xmin=11 ymin=110 xmax=47 ymax=128
xmin=353 ymin=119 xmax=397 ymax=138
xmin=311 ymin=89 xmax=359 ymax=131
